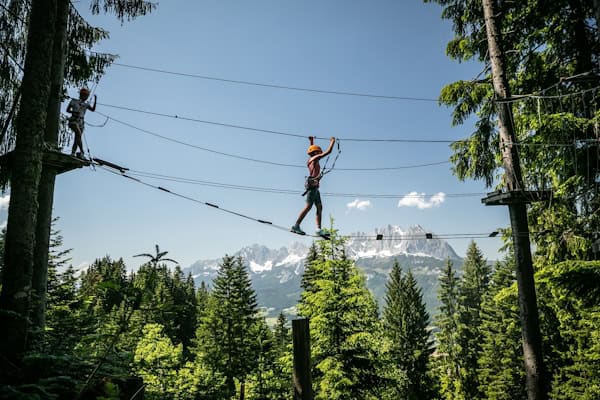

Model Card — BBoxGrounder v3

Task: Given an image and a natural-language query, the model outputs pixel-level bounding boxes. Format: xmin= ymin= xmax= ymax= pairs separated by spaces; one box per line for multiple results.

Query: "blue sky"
xmin=6 ymin=1 xmax=511 ymax=270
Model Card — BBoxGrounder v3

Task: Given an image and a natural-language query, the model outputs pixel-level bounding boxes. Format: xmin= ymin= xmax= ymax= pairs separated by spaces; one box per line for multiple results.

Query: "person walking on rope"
xmin=67 ymin=87 xmax=96 ymax=158
xmin=291 ymin=136 xmax=336 ymax=237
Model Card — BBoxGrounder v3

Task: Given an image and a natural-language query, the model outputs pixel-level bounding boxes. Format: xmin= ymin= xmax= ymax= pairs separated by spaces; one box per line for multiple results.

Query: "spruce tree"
xmin=434 ymin=258 xmax=461 ymax=399
xmin=301 ymin=241 xmax=322 ymax=292
xmin=273 ymin=311 xmax=290 ymax=356
xmin=298 ymin=231 xmax=386 ymax=399
xmin=478 ymin=257 xmax=526 ymax=400
xmin=456 ymin=241 xmax=491 ymax=399
xmin=383 ymin=261 xmax=434 ymax=399
xmin=197 ymin=255 xmax=260 ymax=399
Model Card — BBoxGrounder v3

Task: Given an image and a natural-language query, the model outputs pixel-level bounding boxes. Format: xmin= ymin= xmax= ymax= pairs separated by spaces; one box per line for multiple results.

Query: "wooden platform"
xmin=481 ymin=190 xmax=553 ymax=206
xmin=0 ymin=149 xmax=90 ymax=175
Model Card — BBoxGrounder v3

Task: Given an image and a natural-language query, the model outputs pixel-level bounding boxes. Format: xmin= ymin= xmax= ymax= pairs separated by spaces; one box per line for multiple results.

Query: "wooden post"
xmin=481 ymin=1 xmax=547 ymax=399
xmin=292 ymin=318 xmax=313 ymax=400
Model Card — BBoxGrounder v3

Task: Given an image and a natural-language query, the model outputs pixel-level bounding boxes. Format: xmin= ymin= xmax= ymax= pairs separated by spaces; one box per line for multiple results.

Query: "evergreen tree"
xmin=80 ymin=256 xmax=129 ymax=313
xmin=298 ymin=231 xmax=387 ymax=400
xmin=301 ymin=241 xmax=322 ymax=292
xmin=383 ymin=260 xmax=434 ymax=399
xmin=478 ymin=257 xmax=526 ymax=400
xmin=434 ymin=258 xmax=461 ymax=399
xmin=273 ymin=311 xmax=290 ymax=356
xmin=539 ymin=260 xmax=600 ymax=399
xmin=196 ymin=255 xmax=260 ymax=399
xmin=0 ymin=0 xmax=155 ymax=365
xmin=131 ymin=260 xmax=197 ymax=352
xmin=196 ymin=280 xmax=210 ymax=317
xmin=423 ymin=1 xmax=600 ymax=396
xmin=455 ymin=241 xmax=491 ymax=399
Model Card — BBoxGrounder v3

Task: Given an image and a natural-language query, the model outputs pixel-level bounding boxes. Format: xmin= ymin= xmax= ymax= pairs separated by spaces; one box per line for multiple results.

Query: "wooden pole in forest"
xmin=292 ymin=318 xmax=313 ymax=400
xmin=480 ymin=1 xmax=547 ymax=399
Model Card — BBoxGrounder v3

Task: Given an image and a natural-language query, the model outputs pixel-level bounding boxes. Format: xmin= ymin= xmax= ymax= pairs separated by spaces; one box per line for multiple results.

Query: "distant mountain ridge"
xmin=184 ymin=225 xmax=463 ymax=319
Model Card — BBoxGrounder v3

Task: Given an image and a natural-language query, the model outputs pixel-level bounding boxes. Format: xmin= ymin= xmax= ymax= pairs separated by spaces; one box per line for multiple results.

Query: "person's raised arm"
xmin=321 ymin=137 xmax=336 ymax=157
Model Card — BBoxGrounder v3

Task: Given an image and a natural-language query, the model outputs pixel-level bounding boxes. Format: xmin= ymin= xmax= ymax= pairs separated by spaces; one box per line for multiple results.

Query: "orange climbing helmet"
xmin=307 ymin=144 xmax=322 ymax=155
xmin=79 ymin=87 xmax=90 ymax=96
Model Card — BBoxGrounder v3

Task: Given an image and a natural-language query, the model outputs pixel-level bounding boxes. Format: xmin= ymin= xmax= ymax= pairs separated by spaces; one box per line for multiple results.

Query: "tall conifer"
xmin=478 ymin=256 xmax=526 ymax=399
xmin=434 ymin=258 xmax=461 ymax=399
xmin=383 ymin=261 xmax=434 ymax=399
xmin=298 ymin=232 xmax=386 ymax=399
xmin=456 ymin=241 xmax=491 ymax=399
xmin=197 ymin=255 xmax=259 ymax=399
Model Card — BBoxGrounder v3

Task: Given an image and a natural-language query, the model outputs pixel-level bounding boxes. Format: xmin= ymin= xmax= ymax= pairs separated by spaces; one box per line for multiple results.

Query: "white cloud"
xmin=0 ymin=195 xmax=9 ymax=210
xmin=398 ymin=192 xmax=446 ymax=209
xmin=347 ymin=198 xmax=372 ymax=211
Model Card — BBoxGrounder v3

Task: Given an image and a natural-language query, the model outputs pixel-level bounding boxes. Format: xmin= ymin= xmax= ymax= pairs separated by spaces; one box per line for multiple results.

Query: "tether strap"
xmin=321 ymin=139 xmax=341 ymax=177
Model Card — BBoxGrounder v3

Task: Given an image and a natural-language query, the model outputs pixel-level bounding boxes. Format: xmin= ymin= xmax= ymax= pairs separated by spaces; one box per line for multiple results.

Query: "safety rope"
xmin=321 ymin=139 xmax=341 ymax=177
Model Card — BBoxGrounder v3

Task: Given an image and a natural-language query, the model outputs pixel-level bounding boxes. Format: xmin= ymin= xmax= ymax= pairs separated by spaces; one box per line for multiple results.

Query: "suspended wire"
xmin=97 ymin=164 xmax=299 ymax=234
xmin=126 ymin=168 xmax=486 ymax=199
xmin=96 ymin=162 xmax=505 ymax=241
xmin=111 ymin=62 xmax=440 ymax=102
xmin=97 ymin=101 xmax=464 ymax=143
xmin=95 ymin=101 xmax=582 ymax=147
xmin=94 ymin=111 xmax=452 ymax=171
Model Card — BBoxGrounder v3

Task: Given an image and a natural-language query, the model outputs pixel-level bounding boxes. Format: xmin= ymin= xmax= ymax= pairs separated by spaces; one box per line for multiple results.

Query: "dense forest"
xmin=0 ymin=0 xmax=599 ymax=399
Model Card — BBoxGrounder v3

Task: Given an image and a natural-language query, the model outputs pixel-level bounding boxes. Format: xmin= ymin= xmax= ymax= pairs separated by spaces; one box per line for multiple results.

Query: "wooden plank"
xmin=481 ymin=190 xmax=553 ymax=206
xmin=0 ymin=149 xmax=89 ymax=175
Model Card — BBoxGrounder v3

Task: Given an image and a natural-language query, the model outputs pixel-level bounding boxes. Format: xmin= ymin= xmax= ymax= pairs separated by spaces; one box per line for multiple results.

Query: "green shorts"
xmin=306 ymin=187 xmax=322 ymax=207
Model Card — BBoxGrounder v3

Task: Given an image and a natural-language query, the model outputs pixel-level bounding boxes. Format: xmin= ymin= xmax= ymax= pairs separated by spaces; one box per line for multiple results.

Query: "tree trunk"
xmin=481 ymin=1 xmax=547 ymax=399
xmin=30 ymin=0 xmax=69 ymax=347
xmin=0 ymin=0 xmax=57 ymax=365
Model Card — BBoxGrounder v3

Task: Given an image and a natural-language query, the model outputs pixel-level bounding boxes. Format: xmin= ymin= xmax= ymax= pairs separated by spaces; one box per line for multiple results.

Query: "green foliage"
xmin=134 ymin=323 xmax=183 ymax=399
xmin=537 ymin=261 xmax=600 ymax=399
xmin=478 ymin=257 xmax=526 ymax=399
xmin=455 ymin=241 xmax=491 ymax=399
xmin=383 ymin=260 xmax=435 ymax=399
xmin=132 ymin=262 xmax=197 ymax=353
xmin=298 ymin=231 xmax=389 ymax=399
xmin=433 ymin=258 xmax=462 ymax=399
xmin=195 ymin=255 xmax=261 ymax=398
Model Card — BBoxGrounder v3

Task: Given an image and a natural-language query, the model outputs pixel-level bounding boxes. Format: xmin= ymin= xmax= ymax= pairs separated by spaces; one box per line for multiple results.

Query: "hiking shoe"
xmin=291 ymin=225 xmax=306 ymax=235
xmin=316 ymin=229 xmax=329 ymax=237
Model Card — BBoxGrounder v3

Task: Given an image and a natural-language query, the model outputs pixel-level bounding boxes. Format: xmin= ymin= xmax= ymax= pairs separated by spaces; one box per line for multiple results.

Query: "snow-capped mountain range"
xmin=183 ymin=225 xmax=462 ymax=319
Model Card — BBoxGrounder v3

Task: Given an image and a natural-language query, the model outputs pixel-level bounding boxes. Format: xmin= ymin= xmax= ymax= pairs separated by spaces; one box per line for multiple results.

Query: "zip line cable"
xmin=94 ymin=101 xmax=586 ymax=147
xmin=111 ymin=62 xmax=441 ymax=102
xmin=94 ymin=111 xmax=452 ymax=171
xmin=126 ymin=168 xmax=486 ymax=199
xmin=95 ymin=161 xmax=505 ymax=241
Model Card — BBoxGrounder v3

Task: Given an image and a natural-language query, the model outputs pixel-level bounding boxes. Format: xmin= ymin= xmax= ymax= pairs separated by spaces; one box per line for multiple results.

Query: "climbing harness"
xmin=302 ymin=138 xmax=341 ymax=196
